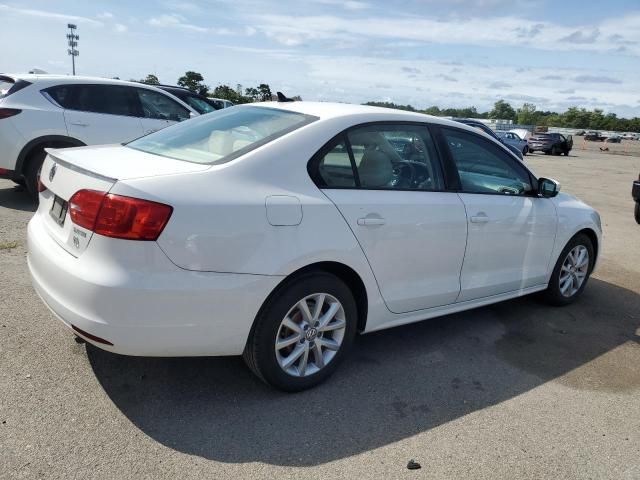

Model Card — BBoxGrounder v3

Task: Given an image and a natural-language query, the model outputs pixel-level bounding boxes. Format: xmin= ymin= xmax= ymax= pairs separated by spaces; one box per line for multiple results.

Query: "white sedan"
xmin=27 ymin=101 xmax=602 ymax=391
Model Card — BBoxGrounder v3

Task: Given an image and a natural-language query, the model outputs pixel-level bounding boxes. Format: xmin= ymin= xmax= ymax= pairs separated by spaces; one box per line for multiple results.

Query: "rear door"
xmin=439 ymin=127 xmax=557 ymax=301
xmin=134 ymin=87 xmax=192 ymax=135
xmin=61 ymin=84 xmax=144 ymax=144
xmin=315 ymin=123 xmax=468 ymax=314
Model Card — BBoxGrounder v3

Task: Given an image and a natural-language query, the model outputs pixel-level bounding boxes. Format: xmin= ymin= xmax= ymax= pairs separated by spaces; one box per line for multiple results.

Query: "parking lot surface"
xmin=1 ymin=150 xmax=639 ymax=479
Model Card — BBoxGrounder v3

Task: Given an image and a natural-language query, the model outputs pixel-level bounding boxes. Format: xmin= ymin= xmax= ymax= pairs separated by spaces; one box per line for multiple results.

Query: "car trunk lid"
xmin=37 ymin=145 xmax=209 ymax=257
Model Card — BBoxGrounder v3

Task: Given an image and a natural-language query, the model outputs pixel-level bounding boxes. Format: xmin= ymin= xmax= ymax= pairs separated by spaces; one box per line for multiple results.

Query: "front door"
xmin=439 ymin=127 xmax=557 ymax=302
xmin=316 ymin=123 xmax=468 ymax=313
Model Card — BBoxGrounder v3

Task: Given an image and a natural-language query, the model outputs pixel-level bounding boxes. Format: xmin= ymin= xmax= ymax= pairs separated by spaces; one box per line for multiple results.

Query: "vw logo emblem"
xmin=305 ymin=327 xmax=318 ymax=342
xmin=49 ymin=163 xmax=57 ymax=182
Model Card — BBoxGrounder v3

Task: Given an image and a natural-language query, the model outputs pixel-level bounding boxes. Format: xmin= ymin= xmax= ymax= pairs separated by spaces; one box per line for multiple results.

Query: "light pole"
xmin=66 ymin=24 xmax=79 ymax=75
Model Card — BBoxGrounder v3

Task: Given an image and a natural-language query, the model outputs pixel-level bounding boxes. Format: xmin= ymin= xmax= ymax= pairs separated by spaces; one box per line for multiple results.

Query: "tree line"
xmin=364 ymin=100 xmax=640 ymax=133
xmin=137 ymin=71 xmax=300 ymax=104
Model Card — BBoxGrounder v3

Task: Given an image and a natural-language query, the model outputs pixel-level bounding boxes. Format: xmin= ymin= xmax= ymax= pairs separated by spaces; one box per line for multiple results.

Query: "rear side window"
xmin=316 ymin=139 xmax=356 ymax=188
xmin=136 ymin=88 xmax=191 ymax=121
xmin=127 ymin=106 xmax=317 ymax=165
xmin=45 ymin=84 xmax=141 ymax=117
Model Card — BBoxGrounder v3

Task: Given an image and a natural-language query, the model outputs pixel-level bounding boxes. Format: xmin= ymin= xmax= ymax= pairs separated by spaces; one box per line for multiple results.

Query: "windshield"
xmin=182 ymin=94 xmax=216 ymax=114
xmin=127 ymin=106 xmax=317 ymax=165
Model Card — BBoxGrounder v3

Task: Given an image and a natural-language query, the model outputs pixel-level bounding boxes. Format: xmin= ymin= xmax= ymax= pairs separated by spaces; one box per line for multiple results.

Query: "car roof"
xmin=250 ymin=101 xmax=470 ymax=130
xmin=2 ymin=73 xmax=164 ymax=89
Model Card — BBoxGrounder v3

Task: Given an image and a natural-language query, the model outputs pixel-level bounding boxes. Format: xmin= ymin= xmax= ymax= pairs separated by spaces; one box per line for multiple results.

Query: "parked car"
xmin=606 ymin=135 xmax=622 ymax=143
xmin=584 ymin=131 xmax=606 ymax=142
xmin=497 ymin=131 xmax=529 ymax=155
xmin=208 ymin=97 xmax=234 ymax=109
xmin=453 ymin=118 xmax=524 ymax=160
xmin=621 ymin=132 xmax=639 ymax=141
xmin=0 ymin=74 xmax=198 ymax=197
xmin=575 ymin=130 xmax=586 ymax=136
xmin=157 ymin=84 xmax=221 ymax=114
xmin=28 ymin=102 xmax=601 ymax=391
xmin=633 ymin=173 xmax=640 ymax=224
xmin=528 ymin=133 xmax=573 ymax=155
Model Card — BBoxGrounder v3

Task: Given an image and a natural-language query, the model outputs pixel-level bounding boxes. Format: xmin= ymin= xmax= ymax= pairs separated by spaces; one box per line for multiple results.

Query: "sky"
xmin=2 ymin=0 xmax=640 ymax=116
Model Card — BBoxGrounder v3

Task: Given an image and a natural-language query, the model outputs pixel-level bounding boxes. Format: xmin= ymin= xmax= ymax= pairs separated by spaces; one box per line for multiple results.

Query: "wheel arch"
xmin=16 ymin=135 xmax=86 ymax=176
xmin=254 ymin=261 xmax=369 ymax=338
xmin=576 ymin=227 xmax=599 ymax=271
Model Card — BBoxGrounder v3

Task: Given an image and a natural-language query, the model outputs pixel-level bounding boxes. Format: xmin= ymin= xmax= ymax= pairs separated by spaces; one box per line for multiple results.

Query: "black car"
xmin=584 ymin=131 xmax=606 ymax=142
xmin=528 ymin=132 xmax=573 ymax=156
xmin=633 ymin=173 xmax=640 ymax=224
xmin=157 ymin=85 xmax=221 ymax=114
xmin=453 ymin=119 xmax=524 ymax=160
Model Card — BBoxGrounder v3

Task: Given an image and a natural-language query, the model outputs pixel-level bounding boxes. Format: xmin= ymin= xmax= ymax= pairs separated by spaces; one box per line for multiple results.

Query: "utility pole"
xmin=66 ymin=24 xmax=79 ymax=75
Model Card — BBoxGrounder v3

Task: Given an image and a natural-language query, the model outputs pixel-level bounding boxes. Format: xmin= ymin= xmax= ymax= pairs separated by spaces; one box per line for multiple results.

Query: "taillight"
xmin=0 ymin=108 xmax=21 ymax=119
xmin=37 ymin=173 xmax=47 ymax=193
xmin=69 ymin=189 xmax=172 ymax=241
xmin=69 ymin=190 xmax=105 ymax=230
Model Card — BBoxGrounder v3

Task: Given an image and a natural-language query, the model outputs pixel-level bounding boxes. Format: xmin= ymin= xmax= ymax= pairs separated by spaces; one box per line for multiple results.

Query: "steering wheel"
xmin=392 ymin=160 xmax=431 ymax=188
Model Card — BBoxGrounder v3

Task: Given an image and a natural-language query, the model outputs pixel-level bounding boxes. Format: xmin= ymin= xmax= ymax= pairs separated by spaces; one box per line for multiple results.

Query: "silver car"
xmin=497 ymin=131 xmax=529 ymax=156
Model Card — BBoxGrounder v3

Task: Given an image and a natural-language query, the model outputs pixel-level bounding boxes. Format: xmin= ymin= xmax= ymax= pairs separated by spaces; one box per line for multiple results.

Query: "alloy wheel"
xmin=559 ymin=245 xmax=589 ymax=297
xmin=275 ymin=293 xmax=346 ymax=377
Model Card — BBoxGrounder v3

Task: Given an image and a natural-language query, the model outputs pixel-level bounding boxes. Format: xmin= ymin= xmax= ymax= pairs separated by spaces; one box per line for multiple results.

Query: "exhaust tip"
xmin=71 ymin=325 xmax=114 ymax=346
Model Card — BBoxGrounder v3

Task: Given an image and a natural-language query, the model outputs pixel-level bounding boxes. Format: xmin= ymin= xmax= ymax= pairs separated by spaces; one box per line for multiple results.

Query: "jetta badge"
xmin=49 ymin=163 xmax=57 ymax=182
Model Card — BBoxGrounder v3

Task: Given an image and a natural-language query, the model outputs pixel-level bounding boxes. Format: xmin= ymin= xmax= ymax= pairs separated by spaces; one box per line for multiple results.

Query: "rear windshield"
xmin=127 ymin=106 xmax=317 ymax=165
xmin=0 ymin=78 xmax=15 ymax=98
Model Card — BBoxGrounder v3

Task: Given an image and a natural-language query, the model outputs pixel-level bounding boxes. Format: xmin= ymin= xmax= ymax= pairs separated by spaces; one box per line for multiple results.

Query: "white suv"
xmin=0 ymin=74 xmax=198 ymax=196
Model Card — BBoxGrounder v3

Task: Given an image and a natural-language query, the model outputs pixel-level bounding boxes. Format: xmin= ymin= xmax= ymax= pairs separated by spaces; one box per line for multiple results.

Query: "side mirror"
xmin=189 ymin=111 xmax=197 ymax=118
xmin=538 ymin=177 xmax=560 ymax=198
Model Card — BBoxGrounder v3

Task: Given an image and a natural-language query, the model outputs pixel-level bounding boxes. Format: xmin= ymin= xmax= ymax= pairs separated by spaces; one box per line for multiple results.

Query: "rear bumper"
xmin=27 ymin=214 xmax=283 ymax=356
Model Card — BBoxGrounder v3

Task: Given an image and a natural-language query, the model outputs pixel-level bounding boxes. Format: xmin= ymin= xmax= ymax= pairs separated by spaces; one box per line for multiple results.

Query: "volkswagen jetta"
xmin=27 ymin=101 xmax=602 ymax=391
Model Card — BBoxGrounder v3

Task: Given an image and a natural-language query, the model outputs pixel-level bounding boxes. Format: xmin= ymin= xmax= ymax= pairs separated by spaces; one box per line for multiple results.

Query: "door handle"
xmin=357 ymin=217 xmax=386 ymax=226
xmin=470 ymin=213 xmax=490 ymax=223
xmin=69 ymin=122 xmax=88 ymax=127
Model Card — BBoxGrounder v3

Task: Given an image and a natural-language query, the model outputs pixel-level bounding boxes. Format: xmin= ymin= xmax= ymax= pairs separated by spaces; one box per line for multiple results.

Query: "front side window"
xmin=442 ymin=128 xmax=532 ymax=195
xmin=128 ymin=106 xmax=317 ymax=165
xmin=137 ymin=88 xmax=191 ymax=121
xmin=347 ymin=124 xmax=443 ymax=190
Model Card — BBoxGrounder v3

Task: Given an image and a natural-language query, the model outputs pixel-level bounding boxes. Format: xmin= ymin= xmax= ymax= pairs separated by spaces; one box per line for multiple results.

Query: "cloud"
xmin=114 ymin=23 xmax=128 ymax=33
xmin=436 ymin=74 xmax=458 ymax=82
xmin=540 ymin=75 xmax=562 ymax=80
xmin=147 ymin=13 xmax=207 ymax=32
xmin=573 ymin=75 xmax=622 ymax=84
xmin=97 ymin=12 xmax=113 ymax=19
xmin=558 ymin=89 xmax=575 ymax=94
xmin=0 ymin=4 xmax=102 ymax=25
xmin=312 ymin=0 xmax=370 ymax=10
xmin=401 ymin=66 xmax=421 ymax=74
xmin=560 ymin=29 xmax=600 ymax=44
xmin=515 ymin=23 xmax=544 ymax=38
xmin=489 ymin=81 xmax=512 ymax=89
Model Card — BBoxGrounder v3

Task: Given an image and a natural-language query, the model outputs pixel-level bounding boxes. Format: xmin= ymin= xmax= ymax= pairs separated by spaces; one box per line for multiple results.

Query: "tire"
xmin=563 ymin=150 xmax=569 ymax=156
xmin=243 ymin=271 xmax=358 ymax=391
xmin=24 ymin=149 xmax=47 ymax=201
xmin=635 ymin=202 xmax=640 ymax=224
xmin=545 ymin=150 xmax=551 ymax=155
xmin=543 ymin=233 xmax=594 ymax=306
xmin=522 ymin=146 xmax=528 ymax=156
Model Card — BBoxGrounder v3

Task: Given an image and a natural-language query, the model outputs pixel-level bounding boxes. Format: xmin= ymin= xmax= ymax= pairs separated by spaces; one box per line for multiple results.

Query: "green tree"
xmin=177 ymin=71 xmax=209 ymax=96
xmin=245 ymin=87 xmax=260 ymax=102
xmin=516 ymin=103 xmax=537 ymax=125
xmin=140 ymin=74 xmax=160 ymax=85
xmin=257 ymin=83 xmax=272 ymax=102
xmin=489 ymin=100 xmax=517 ymax=121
